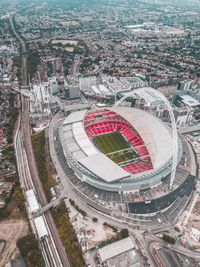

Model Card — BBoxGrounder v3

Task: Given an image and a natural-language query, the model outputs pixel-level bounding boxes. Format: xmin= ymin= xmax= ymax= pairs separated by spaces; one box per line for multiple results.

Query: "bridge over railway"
xmin=33 ymin=186 xmax=113 ymax=218
xmin=12 ymin=86 xmax=36 ymax=102
xmin=33 ymin=194 xmax=64 ymax=217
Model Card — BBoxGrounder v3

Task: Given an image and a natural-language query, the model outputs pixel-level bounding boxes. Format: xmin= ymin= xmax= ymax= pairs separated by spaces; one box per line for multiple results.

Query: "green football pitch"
xmin=93 ymin=131 xmax=139 ymax=164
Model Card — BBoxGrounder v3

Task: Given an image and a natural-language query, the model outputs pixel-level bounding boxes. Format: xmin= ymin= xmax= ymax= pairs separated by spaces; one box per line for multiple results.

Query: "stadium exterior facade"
xmin=59 ymin=107 xmax=184 ymax=193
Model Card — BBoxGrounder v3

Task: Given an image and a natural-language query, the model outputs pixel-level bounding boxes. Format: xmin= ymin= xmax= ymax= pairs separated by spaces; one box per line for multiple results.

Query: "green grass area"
xmin=93 ymin=131 xmax=138 ymax=164
xmin=94 ymin=131 xmax=129 ymax=153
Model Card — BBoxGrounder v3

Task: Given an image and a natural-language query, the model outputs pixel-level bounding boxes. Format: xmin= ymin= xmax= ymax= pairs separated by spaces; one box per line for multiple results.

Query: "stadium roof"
xmin=63 ymin=110 xmax=87 ymax=125
xmin=98 ymin=237 xmax=135 ymax=262
xmin=109 ymin=107 xmax=173 ymax=168
xmin=61 ymin=106 xmax=173 ymax=182
xmin=78 ymin=153 xmax=130 ymax=182
xmin=72 ymin=122 xmax=98 ymax=156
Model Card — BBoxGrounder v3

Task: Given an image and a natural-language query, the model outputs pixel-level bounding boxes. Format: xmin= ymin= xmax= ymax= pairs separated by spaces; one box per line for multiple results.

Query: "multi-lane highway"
xmin=11 ymin=15 xmax=71 ymax=267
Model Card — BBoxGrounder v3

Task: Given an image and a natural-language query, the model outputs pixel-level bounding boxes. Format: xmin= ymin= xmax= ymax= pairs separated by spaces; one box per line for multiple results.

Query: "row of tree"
xmin=5 ymin=93 xmax=19 ymax=144
xmin=162 ymin=234 xmax=176 ymax=245
xmin=27 ymin=50 xmax=41 ymax=79
xmin=31 ymin=131 xmax=55 ymax=201
xmin=69 ymin=198 xmax=87 ymax=217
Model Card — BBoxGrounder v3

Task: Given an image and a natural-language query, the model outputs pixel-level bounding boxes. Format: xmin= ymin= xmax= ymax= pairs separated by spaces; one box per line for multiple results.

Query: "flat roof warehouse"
xmin=98 ymin=237 xmax=139 ymax=265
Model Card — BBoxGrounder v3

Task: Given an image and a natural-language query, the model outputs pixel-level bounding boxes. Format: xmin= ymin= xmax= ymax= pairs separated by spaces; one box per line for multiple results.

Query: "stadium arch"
xmin=114 ymin=87 xmax=178 ymax=190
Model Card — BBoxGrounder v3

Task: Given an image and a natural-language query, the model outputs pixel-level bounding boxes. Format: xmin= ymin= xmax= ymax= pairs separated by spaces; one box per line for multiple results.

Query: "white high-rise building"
xmin=49 ymin=77 xmax=58 ymax=94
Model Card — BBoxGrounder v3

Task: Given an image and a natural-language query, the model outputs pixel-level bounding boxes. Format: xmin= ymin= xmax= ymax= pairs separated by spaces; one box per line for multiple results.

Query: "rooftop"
xmin=72 ymin=122 xmax=98 ymax=156
xmin=25 ymin=189 xmax=39 ymax=213
xmin=78 ymin=153 xmax=130 ymax=183
xmin=181 ymin=94 xmax=200 ymax=107
xmin=98 ymin=237 xmax=136 ymax=262
xmin=109 ymin=107 xmax=173 ymax=169
xmin=134 ymin=87 xmax=163 ymax=105
xmin=64 ymin=103 xmax=91 ymax=112
xmin=60 ymin=107 xmax=173 ymax=182
xmin=63 ymin=110 xmax=87 ymax=125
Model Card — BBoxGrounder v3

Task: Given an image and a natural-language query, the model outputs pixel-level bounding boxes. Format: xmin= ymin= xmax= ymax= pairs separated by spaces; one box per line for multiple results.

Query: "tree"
xmin=28 ymin=249 xmax=45 ymax=267
xmin=162 ymin=234 xmax=176 ymax=244
xmin=17 ymin=234 xmax=45 ymax=267
xmin=14 ymin=186 xmax=25 ymax=202
xmin=119 ymin=228 xmax=129 ymax=239
xmin=0 ymin=208 xmax=10 ymax=219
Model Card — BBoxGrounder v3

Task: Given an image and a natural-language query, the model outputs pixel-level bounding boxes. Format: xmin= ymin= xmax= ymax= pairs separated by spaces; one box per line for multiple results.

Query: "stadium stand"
xmin=84 ymin=109 xmax=153 ymax=175
xmin=127 ymin=175 xmax=195 ymax=214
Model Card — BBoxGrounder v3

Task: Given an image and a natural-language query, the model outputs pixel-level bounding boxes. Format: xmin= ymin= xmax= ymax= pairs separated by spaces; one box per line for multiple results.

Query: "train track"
xmin=11 ymin=13 xmax=70 ymax=267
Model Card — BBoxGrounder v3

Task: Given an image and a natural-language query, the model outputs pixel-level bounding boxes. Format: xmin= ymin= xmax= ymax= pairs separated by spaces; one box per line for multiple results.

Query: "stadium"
xmin=59 ymin=106 xmax=181 ymax=191
xmin=57 ymin=105 xmax=196 ymax=216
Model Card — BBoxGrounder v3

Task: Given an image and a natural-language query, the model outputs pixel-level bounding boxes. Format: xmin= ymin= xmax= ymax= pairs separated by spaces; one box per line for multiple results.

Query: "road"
xmin=10 ymin=14 xmax=27 ymax=86
xmin=11 ymin=15 xmax=71 ymax=267
xmin=145 ymin=235 xmax=200 ymax=266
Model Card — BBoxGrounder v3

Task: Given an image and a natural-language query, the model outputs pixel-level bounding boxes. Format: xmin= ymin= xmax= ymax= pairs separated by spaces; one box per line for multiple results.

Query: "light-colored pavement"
xmin=0 ymin=220 xmax=28 ymax=267
xmin=183 ymin=191 xmax=199 ymax=226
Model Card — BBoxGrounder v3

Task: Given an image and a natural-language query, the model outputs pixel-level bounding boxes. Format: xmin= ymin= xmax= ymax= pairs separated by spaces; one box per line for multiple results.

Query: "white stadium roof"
xmin=109 ymin=107 xmax=173 ymax=169
xmin=63 ymin=110 xmax=87 ymax=125
xmin=60 ymin=107 xmax=173 ymax=183
xmin=72 ymin=122 xmax=98 ymax=156
xmin=79 ymin=153 xmax=130 ymax=182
